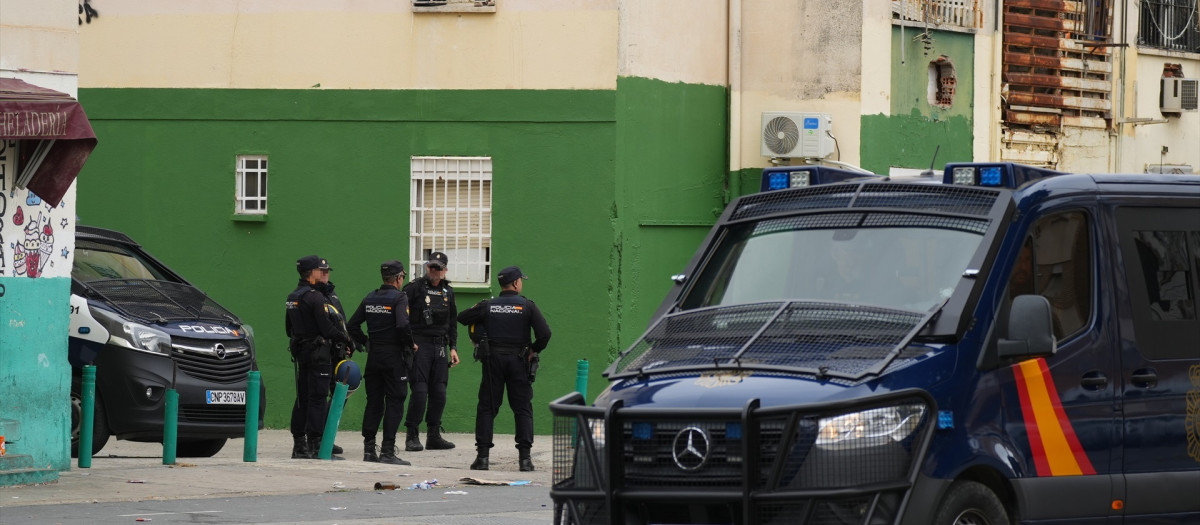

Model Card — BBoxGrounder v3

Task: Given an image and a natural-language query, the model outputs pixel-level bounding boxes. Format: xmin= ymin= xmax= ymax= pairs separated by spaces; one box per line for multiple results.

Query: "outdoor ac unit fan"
xmin=762 ymin=115 xmax=801 ymax=156
xmin=760 ymin=112 xmax=835 ymax=159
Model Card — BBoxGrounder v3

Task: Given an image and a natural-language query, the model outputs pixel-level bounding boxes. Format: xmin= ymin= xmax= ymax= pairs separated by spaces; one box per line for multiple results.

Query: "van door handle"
xmin=1130 ymin=368 xmax=1157 ymax=388
xmin=1080 ymin=371 xmax=1108 ymax=390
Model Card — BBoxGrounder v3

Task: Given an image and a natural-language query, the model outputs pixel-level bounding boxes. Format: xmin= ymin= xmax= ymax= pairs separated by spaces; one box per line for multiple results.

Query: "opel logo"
xmin=671 ymin=426 xmax=710 ymax=471
xmin=214 ymin=343 xmax=227 ymax=360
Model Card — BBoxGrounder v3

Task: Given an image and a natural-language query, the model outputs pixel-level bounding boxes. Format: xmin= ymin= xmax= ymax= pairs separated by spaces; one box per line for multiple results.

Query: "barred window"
xmin=235 ymin=155 xmax=268 ymax=215
xmin=409 ymin=156 xmax=492 ymax=284
xmin=1139 ymin=0 xmax=1200 ymax=53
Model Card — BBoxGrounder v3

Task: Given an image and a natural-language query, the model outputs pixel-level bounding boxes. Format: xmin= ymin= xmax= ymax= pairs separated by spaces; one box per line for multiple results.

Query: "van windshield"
xmin=73 ymin=239 xmax=170 ymax=282
xmin=682 ymin=214 xmax=986 ymax=313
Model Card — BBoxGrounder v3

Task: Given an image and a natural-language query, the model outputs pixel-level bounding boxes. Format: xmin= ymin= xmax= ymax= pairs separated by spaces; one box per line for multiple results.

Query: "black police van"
xmin=68 ymin=225 xmax=264 ymax=457
xmin=550 ymin=163 xmax=1200 ymax=524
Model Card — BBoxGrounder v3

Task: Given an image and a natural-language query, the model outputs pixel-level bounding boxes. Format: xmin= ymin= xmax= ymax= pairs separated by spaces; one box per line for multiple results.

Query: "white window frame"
xmin=410 ymin=156 xmax=492 ymax=284
xmin=235 ymin=155 xmax=268 ymax=215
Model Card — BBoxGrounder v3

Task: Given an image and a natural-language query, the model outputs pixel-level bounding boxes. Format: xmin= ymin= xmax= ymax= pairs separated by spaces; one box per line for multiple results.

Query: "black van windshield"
xmin=73 ymin=239 xmax=170 ymax=282
xmin=682 ymin=215 xmax=986 ymax=312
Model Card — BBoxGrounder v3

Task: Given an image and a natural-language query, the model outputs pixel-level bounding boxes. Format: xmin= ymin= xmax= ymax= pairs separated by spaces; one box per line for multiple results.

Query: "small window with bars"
xmin=410 ymin=156 xmax=492 ymax=284
xmin=1139 ymin=0 xmax=1200 ymax=52
xmin=236 ymin=155 xmax=268 ymax=215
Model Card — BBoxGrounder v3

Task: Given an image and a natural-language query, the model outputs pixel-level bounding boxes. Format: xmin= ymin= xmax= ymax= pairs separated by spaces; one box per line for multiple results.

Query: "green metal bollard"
xmin=79 ymin=365 xmax=96 ymax=468
xmin=318 ymin=382 xmax=349 ymax=460
xmin=243 ymin=371 xmax=261 ymax=462
xmin=575 ymin=359 xmax=589 ymax=403
xmin=163 ymin=389 xmax=178 ymax=465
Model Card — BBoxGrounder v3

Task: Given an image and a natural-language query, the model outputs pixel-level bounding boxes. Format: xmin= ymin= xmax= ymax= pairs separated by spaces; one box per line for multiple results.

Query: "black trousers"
xmin=290 ymin=361 xmax=332 ymax=440
xmin=474 ymin=351 xmax=533 ymax=453
xmin=361 ymin=345 xmax=408 ymax=446
xmin=405 ymin=337 xmax=449 ymax=430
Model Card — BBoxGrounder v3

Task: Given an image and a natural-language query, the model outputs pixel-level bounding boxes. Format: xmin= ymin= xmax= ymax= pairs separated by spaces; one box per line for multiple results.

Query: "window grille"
xmin=1139 ymin=0 xmax=1200 ymax=52
xmin=893 ymin=0 xmax=982 ymax=30
xmin=410 ymin=156 xmax=492 ymax=284
xmin=235 ymin=155 xmax=268 ymax=215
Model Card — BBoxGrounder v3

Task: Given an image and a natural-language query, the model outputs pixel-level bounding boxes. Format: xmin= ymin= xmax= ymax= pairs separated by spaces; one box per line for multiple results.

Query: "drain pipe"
xmin=725 ymin=0 xmax=743 ymax=204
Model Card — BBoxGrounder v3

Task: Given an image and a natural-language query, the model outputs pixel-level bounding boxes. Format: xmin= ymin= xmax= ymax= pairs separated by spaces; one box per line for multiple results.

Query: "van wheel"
xmin=70 ymin=388 xmax=111 ymax=458
xmin=176 ymin=438 xmax=227 ymax=458
xmin=934 ymin=480 xmax=1009 ymax=525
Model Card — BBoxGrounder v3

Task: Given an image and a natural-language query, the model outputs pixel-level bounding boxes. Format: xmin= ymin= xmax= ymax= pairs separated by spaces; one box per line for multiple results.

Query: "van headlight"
xmin=815 ymin=404 xmax=925 ymax=449
xmin=93 ymin=308 xmax=172 ymax=356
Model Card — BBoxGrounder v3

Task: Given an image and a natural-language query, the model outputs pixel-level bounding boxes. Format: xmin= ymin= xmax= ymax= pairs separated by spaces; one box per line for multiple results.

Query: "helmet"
xmin=334 ymin=359 xmax=362 ymax=395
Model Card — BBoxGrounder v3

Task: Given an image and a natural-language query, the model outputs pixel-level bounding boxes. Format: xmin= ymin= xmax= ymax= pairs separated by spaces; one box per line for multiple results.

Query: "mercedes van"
xmin=68 ymin=225 xmax=264 ymax=457
xmin=550 ymin=163 xmax=1200 ymax=524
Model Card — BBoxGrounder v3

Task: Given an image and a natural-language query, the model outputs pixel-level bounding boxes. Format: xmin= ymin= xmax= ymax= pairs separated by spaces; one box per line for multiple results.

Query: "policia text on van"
xmin=550 ymin=163 xmax=1200 ymax=524
xmin=68 ymin=226 xmax=265 ymax=458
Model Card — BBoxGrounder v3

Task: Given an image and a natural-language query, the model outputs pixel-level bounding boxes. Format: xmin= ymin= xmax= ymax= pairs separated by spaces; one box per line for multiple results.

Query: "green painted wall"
xmin=0 ymin=277 xmax=72 ymax=471
xmin=861 ymin=28 xmax=975 ymax=174
xmin=76 ymin=81 xmax=730 ymax=436
xmin=612 ymin=77 xmax=728 ymax=353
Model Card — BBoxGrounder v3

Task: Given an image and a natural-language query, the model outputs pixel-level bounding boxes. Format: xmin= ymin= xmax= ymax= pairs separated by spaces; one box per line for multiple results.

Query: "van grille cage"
xmin=85 ymin=280 xmax=239 ymax=324
xmin=172 ymin=337 xmax=254 ymax=383
xmin=731 ymin=182 xmax=1000 ymax=222
xmin=550 ymin=392 xmax=933 ymax=525
xmin=611 ymin=302 xmax=929 ymax=381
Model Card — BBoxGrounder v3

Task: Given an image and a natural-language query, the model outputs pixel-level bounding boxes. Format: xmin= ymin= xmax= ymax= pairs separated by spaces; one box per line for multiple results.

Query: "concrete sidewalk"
xmin=0 ymin=430 xmax=552 ymax=506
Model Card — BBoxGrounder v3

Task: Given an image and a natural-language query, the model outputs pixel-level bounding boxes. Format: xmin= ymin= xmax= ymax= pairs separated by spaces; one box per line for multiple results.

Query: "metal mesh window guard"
xmin=235 ymin=155 xmax=267 ymax=215
xmin=410 ymin=156 xmax=492 ymax=284
xmin=1139 ymin=0 xmax=1200 ymax=52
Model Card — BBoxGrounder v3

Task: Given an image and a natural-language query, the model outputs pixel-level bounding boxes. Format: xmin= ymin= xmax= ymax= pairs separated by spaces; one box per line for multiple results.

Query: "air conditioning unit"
xmin=761 ymin=112 xmax=835 ymax=159
xmin=1160 ymin=78 xmax=1199 ymax=113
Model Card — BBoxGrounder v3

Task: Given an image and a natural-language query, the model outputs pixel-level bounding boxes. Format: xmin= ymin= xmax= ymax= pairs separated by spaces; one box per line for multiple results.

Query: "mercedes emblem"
xmin=671 ymin=426 xmax=711 ymax=471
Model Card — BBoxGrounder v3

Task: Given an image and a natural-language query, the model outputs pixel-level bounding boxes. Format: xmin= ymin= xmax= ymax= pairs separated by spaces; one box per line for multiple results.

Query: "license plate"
xmin=206 ymin=390 xmax=246 ymax=405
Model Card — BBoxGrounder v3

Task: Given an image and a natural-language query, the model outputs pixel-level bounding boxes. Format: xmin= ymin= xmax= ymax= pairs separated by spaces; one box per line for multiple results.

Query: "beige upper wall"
xmin=1 ymin=0 xmax=80 ymax=85
xmin=617 ymin=0 xmax=728 ymax=86
xmin=78 ymin=0 xmax=619 ymax=89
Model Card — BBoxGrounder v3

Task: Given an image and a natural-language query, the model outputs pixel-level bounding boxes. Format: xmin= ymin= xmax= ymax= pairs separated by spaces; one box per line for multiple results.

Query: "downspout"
xmin=725 ymin=0 xmax=743 ymax=204
xmin=1114 ymin=0 xmax=1129 ymax=172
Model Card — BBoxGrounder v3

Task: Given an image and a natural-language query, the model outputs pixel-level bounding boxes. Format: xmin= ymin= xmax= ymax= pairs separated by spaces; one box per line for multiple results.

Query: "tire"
xmin=176 ymin=438 xmax=227 ymax=458
xmin=934 ymin=480 xmax=1009 ymax=525
xmin=70 ymin=387 xmax=111 ymax=458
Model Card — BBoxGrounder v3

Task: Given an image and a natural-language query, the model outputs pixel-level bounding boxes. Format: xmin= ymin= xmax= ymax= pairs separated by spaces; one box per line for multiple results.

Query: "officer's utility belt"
xmin=413 ymin=335 xmax=445 ymax=344
xmin=290 ymin=336 xmax=333 ymax=364
xmin=489 ymin=345 xmax=528 ymax=356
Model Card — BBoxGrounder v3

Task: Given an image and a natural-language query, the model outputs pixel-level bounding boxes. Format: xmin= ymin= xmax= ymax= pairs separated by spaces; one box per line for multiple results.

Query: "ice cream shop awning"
xmin=0 ymin=77 xmax=98 ymax=207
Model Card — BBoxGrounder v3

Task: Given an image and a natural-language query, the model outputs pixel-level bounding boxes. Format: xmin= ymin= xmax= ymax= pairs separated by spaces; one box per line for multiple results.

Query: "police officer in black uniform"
xmin=347 ymin=260 xmax=416 ymax=465
xmin=403 ymin=251 xmax=461 ymax=452
xmin=285 ymin=255 xmax=352 ymax=459
xmin=457 ymin=265 xmax=551 ymax=472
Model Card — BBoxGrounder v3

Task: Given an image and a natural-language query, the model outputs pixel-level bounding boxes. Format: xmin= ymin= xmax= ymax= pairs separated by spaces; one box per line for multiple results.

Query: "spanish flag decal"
xmin=1013 ymin=358 xmax=1096 ymax=477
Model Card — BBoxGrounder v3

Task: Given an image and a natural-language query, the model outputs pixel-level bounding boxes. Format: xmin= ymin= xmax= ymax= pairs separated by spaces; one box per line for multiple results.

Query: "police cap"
xmin=297 ymin=255 xmax=332 ymax=274
xmin=497 ymin=265 xmax=528 ymax=286
xmin=426 ymin=251 xmax=449 ymax=270
xmin=381 ymin=259 xmax=405 ymax=278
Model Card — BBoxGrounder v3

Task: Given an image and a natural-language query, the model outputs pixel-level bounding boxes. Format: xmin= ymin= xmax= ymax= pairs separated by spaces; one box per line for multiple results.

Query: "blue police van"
xmin=549 ymin=163 xmax=1200 ymax=524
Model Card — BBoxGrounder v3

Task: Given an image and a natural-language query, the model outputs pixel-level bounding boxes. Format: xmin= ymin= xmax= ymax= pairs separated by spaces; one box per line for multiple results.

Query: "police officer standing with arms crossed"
xmin=403 ymin=251 xmax=461 ymax=452
xmin=285 ymin=255 xmax=352 ymax=459
xmin=457 ymin=265 xmax=551 ymax=472
xmin=347 ymin=260 xmax=416 ymax=465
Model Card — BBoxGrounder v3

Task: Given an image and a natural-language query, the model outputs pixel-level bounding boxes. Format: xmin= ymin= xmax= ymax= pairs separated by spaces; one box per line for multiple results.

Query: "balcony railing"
xmin=893 ymin=0 xmax=982 ymax=30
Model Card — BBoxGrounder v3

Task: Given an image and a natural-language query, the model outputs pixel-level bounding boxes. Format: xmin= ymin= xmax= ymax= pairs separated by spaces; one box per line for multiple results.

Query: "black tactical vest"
xmin=362 ymin=286 xmax=406 ymax=345
xmin=484 ymin=294 xmax=530 ymax=348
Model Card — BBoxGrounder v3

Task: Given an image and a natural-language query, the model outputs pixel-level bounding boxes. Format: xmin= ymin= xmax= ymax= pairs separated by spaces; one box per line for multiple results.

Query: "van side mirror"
xmin=997 ymin=295 xmax=1056 ymax=358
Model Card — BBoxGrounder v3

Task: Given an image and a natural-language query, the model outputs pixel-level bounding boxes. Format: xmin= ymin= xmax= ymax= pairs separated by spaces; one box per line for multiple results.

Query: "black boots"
xmin=291 ymin=435 xmax=310 ymax=459
xmin=405 ymin=427 xmax=424 ymax=452
xmin=425 ymin=427 xmax=456 ymax=450
xmin=308 ymin=435 xmax=345 ymax=460
xmin=519 ymin=452 xmax=535 ymax=472
xmin=363 ymin=438 xmax=379 ymax=462
xmin=379 ymin=442 xmax=411 ymax=466
xmin=470 ymin=455 xmax=489 ymax=470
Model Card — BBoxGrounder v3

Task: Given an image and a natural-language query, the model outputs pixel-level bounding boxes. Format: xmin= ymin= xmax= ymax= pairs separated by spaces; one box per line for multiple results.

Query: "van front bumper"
xmin=92 ymin=343 xmax=265 ymax=441
xmin=549 ymin=389 xmax=935 ymax=525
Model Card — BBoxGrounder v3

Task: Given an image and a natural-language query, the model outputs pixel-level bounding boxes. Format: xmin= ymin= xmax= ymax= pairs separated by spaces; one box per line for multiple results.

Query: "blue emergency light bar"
xmin=942 ymin=162 xmax=1065 ymax=189
xmin=760 ymin=166 xmax=876 ymax=192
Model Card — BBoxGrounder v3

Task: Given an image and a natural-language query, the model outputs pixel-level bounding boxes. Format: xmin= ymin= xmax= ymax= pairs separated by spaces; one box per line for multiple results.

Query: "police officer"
xmin=285 ymin=255 xmax=352 ymax=459
xmin=402 ymin=251 xmax=461 ymax=451
xmin=347 ymin=260 xmax=416 ymax=465
xmin=315 ymin=260 xmax=350 ymax=457
xmin=457 ymin=265 xmax=551 ymax=472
